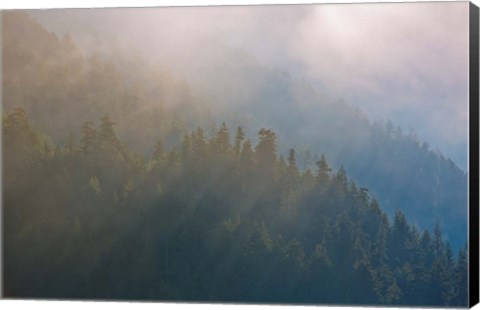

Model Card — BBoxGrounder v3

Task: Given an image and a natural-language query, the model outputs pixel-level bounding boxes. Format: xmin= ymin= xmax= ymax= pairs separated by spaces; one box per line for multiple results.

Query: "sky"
xmin=29 ymin=1 xmax=470 ymax=169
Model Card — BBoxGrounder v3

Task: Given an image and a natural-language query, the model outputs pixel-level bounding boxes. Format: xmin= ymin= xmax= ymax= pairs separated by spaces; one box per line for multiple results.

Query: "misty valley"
xmin=1 ymin=8 xmax=470 ymax=307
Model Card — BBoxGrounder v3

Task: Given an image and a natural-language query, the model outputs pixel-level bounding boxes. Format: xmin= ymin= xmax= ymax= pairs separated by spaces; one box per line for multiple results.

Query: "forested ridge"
xmin=2 ymin=11 xmax=468 ymax=251
xmin=3 ymin=108 xmax=467 ymax=306
xmin=2 ymin=11 xmax=209 ymax=153
xmin=1 ymin=10 xmax=470 ymax=306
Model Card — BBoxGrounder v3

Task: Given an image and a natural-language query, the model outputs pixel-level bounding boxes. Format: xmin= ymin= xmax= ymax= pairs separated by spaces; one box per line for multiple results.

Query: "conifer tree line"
xmin=3 ymin=11 xmax=468 ymax=254
xmin=3 ymin=108 xmax=468 ymax=306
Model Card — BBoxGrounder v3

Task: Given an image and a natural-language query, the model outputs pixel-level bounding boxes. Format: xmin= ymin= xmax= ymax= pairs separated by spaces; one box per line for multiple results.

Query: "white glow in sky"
xmin=30 ymin=1 xmax=470 ymax=168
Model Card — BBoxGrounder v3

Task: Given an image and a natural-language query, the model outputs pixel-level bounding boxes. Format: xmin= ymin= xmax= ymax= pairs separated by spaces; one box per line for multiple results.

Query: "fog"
xmin=3 ymin=5 xmax=470 ymax=291
xmin=29 ymin=1 xmax=469 ymax=168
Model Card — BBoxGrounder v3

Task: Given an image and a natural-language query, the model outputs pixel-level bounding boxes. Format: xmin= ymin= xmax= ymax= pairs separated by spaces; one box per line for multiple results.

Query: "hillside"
xmin=3 ymin=108 xmax=468 ymax=306
xmin=171 ymin=41 xmax=468 ymax=250
xmin=2 ymin=11 xmax=212 ymax=153
xmin=1 ymin=11 xmax=468 ymax=250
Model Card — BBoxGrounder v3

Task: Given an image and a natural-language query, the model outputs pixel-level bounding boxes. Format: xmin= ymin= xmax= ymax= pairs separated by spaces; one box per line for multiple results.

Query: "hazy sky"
xmin=30 ymin=1 xmax=470 ymax=168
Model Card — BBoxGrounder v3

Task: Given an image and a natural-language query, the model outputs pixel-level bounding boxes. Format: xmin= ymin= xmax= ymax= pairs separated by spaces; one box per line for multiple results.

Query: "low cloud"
xmin=29 ymin=2 xmax=470 ymax=167
xmin=289 ymin=2 xmax=468 ymax=162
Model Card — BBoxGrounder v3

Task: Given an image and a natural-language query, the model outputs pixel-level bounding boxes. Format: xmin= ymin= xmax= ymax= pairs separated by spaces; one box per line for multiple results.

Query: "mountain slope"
xmin=3 ymin=108 xmax=468 ymax=306
xmin=159 ymin=40 xmax=468 ymax=250
xmin=1 ymin=11 xmax=468 ymax=250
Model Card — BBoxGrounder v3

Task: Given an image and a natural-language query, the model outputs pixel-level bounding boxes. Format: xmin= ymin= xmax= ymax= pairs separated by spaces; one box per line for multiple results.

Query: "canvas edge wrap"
xmin=470 ymin=1 xmax=480 ymax=308
xmin=0 ymin=10 xmax=4 ymax=300
xmin=0 ymin=2 xmax=477 ymax=307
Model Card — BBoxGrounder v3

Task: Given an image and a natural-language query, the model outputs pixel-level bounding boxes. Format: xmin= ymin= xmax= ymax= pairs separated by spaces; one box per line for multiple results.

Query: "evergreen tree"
xmin=333 ymin=165 xmax=348 ymax=200
xmin=192 ymin=127 xmax=207 ymax=161
xmin=287 ymin=148 xmax=297 ymax=172
xmin=81 ymin=121 xmax=96 ymax=153
xmin=214 ymin=122 xmax=231 ymax=154
xmin=315 ymin=154 xmax=332 ymax=186
xmin=454 ymin=245 xmax=468 ymax=306
xmin=255 ymin=128 xmax=277 ymax=181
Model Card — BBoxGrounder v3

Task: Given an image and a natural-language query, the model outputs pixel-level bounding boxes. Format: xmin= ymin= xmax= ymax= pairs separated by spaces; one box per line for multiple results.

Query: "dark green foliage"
xmin=3 ymin=110 xmax=468 ymax=306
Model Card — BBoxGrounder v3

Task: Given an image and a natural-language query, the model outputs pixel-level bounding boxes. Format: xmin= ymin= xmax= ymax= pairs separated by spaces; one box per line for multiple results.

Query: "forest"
xmin=2 ymin=11 xmax=468 ymax=251
xmin=1 ymin=10 xmax=469 ymax=306
xmin=3 ymin=108 xmax=468 ymax=306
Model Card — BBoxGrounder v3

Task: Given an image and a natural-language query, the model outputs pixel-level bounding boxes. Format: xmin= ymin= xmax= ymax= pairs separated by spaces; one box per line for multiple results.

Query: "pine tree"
xmin=333 ymin=165 xmax=348 ymax=200
xmin=315 ymin=154 xmax=332 ymax=187
xmin=255 ymin=128 xmax=277 ymax=180
xmin=432 ymin=223 xmax=444 ymax=256
xmin=454 ymin=245 xmax=468 ymax=306
xmin=389 ymin=210 xmax=410 ymax=268
xmin=441 ymin=243 xmax=457 ymax=305
xmin=239 ymin=139 xmax=255 ymax=192
xmin=214 ymin=122 xmax=231 ymax=154
xmin=3 ymin=107 xmax=40 ymax=154
xmin=97 ymin=114 xmax=120 ymax=149
xmin=80 ymin=121 xmax=96 ymax=153
xmin=287 ymin=148 xmax=297 ymax=172
xmin=192 ymin=127 xmax=207 ymax=161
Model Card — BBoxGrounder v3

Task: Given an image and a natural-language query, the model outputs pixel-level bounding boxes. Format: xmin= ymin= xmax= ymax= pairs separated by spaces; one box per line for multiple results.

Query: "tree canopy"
xmin=3 ymin=110 xmax=468 ymax=306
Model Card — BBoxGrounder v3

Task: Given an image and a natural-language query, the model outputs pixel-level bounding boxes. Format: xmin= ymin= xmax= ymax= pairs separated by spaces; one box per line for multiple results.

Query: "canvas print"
xmin=1 ymin=1 xmax=478 ymax=307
